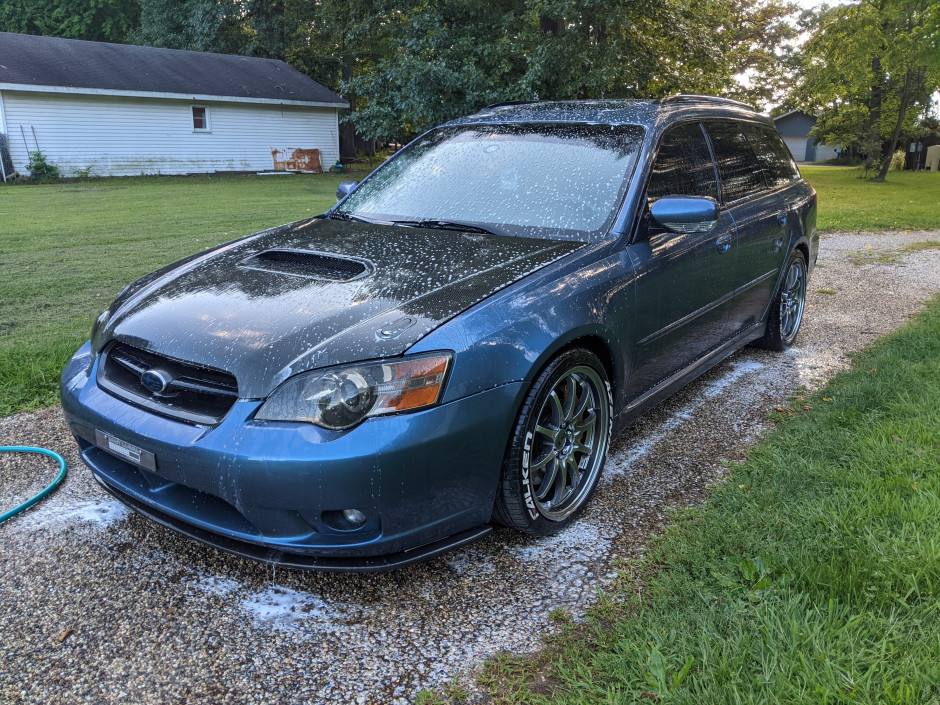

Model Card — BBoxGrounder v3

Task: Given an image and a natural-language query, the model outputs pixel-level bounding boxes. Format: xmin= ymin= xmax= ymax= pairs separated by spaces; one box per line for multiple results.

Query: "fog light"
xmin=342 ymin=509 xmax=367 ymax=525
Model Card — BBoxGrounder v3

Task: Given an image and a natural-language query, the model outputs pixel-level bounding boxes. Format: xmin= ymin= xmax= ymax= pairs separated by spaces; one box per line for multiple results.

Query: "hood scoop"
xmin=239 ymin=249 xmax=371 ymax=281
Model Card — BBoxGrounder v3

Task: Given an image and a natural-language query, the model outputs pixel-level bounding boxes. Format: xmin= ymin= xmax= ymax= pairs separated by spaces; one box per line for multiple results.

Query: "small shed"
xmin=926 ymin=145 xmax=940 ymax=172
xmin=0 ymin=32 xmax=348 ymax=178
xmin=772 ymin=110 xmax=838 ymax=163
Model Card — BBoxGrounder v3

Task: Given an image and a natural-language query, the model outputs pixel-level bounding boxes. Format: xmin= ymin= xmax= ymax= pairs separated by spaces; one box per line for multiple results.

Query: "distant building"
xmin=772 ymin=110 xmax=839 ymax=163
xmin=0 ymin=32 xmax=347 ymax=179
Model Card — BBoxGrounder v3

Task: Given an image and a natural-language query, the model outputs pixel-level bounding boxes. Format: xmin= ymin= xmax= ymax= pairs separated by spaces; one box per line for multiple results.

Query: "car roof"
xmin=445 ymin=96 xmax=772 ymax=130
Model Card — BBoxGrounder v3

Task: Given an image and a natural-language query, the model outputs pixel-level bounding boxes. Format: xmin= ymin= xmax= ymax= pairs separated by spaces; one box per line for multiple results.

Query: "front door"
xmin=626 ymin=122 xmax=738 ymax=398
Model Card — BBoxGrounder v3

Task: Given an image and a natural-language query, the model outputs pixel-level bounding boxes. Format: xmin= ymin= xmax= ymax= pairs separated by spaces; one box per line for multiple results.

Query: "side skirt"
xmin=612 ymin=321 xmax=766 ymax=435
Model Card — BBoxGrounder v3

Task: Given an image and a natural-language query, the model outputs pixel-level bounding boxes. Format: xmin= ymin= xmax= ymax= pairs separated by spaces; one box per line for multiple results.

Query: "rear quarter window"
xmin=746 ymin=124 xmax=800 ymax=189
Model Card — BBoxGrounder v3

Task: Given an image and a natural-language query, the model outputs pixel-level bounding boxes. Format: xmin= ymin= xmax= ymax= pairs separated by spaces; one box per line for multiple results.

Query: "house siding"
xmin=774 ymin=112 xmax=817 ymax=138
xmin=782 ymin=136 xmax=809 ymax=162
xmin=774 ymin=111 xmax=839 ymax=163
xmin=1 ymin=90 xmax=340 ymax=177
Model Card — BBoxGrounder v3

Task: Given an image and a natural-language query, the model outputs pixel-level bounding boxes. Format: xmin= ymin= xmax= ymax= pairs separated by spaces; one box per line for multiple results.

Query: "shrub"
xmin=27 ymin=151 xmax=60 ymax=182
xmin=890 ymin=149 xmax=906 ymax=171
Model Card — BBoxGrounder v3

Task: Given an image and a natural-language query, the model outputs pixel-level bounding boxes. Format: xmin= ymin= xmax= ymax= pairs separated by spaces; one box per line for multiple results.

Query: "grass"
xmin=901 ymin=241 xmax=940 ymax=254
xmin=434 ymin=295 xmax=940 ymax=704
xmin=0 ymin=171 xmax=365 ymax=415
xmin=801 ymin=167 xmax=940 ymax=232
xmin=847 ymin=241 xmax=940 ymax=267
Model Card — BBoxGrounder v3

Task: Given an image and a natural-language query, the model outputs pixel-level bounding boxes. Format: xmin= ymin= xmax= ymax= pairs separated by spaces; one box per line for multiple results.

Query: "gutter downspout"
xmin=0 ymin=89 xmax=8 ymax=181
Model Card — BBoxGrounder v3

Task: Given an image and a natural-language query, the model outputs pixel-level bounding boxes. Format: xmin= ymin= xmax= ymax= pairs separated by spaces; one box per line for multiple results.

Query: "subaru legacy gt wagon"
xmin=61 ymin=96 xmax=817 ymax=571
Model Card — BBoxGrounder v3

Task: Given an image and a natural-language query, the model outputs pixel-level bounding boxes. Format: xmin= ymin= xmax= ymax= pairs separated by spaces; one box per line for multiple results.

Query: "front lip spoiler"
xmin=92 ymin=473 xmax=493 ymax=572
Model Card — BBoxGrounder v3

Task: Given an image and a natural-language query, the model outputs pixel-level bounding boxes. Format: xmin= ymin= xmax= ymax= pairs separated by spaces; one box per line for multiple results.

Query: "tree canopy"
xmin=1 ymin=0 xmax=802 ymax=143
xmin=341 ymin=0 xmax=800 ymax=140
xmin=0 ymin=0 xmax=139 ymax=42
xmin=796 ymin=0 xmax=940 ymax=180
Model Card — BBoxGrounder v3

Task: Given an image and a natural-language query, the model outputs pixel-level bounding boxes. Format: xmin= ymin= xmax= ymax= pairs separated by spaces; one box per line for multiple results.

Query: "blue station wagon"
xmin=61 ymin=96 xmax=817 ymax=570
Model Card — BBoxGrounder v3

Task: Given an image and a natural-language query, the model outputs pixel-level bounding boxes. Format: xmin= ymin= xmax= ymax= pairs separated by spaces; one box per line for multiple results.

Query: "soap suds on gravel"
xmin=1 ymin=230 xmax=937 ymax=704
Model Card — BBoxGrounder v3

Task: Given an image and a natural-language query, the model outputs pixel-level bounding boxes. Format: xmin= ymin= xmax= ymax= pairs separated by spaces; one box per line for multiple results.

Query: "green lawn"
xmin=0 ymin=171 xmax=363 ymax=415
xmin=432 ymin=296 xmax=940 ymax=705
xmin=802 ymin=167 xmax=940 ymax=232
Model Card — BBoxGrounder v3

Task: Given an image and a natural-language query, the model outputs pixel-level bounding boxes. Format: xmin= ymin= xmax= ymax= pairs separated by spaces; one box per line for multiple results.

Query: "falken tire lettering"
xmin=521 ymin=430 xmax=538 ymax=519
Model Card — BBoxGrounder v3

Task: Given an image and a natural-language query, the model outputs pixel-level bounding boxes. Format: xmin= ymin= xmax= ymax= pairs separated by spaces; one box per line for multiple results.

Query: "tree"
xmin=0 ymin=0 xmax=139 ymax=42
xmin=798 ymin=0 xmax=940 ymax=180
xmin=133 ymin=0 xmax=247 ymax=53
xmin=343 ymin=0 xmax=528 ymax=141
xmin=284 ymin=0 xmax=408 ymax=153
xmin=343 ymin=0 xmax=799 ymax=142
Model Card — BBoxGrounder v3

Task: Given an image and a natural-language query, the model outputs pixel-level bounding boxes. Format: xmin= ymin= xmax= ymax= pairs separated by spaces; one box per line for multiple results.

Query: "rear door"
xmin=704 ymin=121 xmax=789 ymax=336
xmin=626 ymin=122 xmax=738 ymax=398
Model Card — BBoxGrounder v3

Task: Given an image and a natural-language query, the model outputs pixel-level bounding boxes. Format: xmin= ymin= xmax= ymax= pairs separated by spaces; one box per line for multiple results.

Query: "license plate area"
xmin=95 ymin=430 xmax=157 ymax=472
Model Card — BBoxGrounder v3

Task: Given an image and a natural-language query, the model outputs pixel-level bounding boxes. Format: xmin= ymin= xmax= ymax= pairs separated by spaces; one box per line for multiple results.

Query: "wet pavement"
xmin=1 ymin=230 xmax=938 ymax=704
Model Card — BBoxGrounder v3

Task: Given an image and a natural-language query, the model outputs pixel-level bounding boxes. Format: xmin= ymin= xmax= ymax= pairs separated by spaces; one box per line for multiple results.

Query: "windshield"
xmin=337 ymin=123 xmax=646 ymax=241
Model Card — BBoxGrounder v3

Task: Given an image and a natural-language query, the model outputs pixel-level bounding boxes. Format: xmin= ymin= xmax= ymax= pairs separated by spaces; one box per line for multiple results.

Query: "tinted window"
xmin=746 ymin=124 xmax=799 ymax=188
xmin=705 ymin=121 xmax=767 ymax=202
xmin=341 ymin=123 xmax=645 ymax=242
xmin=647 ymin=122 xmax=718 ymax=202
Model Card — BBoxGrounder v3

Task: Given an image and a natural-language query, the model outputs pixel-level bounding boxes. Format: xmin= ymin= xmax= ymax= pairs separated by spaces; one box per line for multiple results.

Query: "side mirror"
xmin=336 ymin=180 xmax=359 ymax=202
xmin=650 ymin=196 xmax=718 ymax=234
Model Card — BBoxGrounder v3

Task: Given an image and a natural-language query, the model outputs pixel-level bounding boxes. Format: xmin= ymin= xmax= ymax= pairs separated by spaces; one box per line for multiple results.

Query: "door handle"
xmin=776 ymin=213 xmax=788 ymax=225
xmin=715 ymin=233 xmax=732 ymax=253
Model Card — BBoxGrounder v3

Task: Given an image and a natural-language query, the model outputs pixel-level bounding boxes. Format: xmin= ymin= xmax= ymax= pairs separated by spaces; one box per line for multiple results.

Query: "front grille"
xmin=98 ymin=343 xmax=238 ymax=425
xmin=239 ymin=249 xmax=370 ymax=281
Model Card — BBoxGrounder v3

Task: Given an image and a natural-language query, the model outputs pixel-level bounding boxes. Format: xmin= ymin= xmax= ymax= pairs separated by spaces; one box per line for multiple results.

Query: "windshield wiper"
xmin=388 ymin=219 xmax=498 ymax=236
xmin=325 ymin=210 xmax=378 ymax=224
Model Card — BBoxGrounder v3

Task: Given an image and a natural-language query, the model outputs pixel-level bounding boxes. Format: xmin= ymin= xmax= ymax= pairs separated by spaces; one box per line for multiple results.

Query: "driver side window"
xmin=647 ymin=122 xmax=719 ymax=203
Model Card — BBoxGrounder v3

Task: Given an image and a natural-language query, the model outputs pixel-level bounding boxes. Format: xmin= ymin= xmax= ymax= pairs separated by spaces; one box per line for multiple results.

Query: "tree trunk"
xmin=873 ymin=69 xmax=913 ymax=182
xmin=339 ymin=53 xmax=357 ymax=159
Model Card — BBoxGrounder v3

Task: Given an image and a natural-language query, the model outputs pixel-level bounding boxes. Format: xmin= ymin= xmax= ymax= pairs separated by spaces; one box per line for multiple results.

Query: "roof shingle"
xmin=0 ymin=32 xmax=346 ymax=107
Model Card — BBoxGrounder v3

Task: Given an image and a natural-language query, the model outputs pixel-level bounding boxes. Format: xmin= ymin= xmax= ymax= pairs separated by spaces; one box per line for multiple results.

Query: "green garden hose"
xmin=0 ymin=446 xmax=67 ymax=523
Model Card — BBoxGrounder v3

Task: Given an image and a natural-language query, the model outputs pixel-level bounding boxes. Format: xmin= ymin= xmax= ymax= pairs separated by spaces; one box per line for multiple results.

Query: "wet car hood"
xmin=100 ymin=218 xmax=585 ymax=398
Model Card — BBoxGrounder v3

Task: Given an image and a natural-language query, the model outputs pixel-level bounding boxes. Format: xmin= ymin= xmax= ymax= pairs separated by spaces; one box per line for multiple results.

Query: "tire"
xmin=493 ymin=348 xmax=612 ymax=536
xmin=755 ymin=249 xmax=808 ymax=351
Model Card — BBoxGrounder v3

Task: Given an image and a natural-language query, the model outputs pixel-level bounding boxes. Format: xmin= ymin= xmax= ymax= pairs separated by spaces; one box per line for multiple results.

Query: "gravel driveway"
xmin=2 ymin=230 xmax=938 ymax=704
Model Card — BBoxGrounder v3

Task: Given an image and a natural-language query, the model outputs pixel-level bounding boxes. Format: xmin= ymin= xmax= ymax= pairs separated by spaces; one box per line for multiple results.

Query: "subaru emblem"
xmin=140 ymin=369 xmax=170 ymax=394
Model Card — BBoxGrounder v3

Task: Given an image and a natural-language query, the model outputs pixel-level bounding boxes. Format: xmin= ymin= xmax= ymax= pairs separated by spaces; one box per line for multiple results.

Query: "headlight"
xmin=90 ymin=309 xmax=110 ymax=351
xmin=255 ymin=352 xmax=453 ymax=430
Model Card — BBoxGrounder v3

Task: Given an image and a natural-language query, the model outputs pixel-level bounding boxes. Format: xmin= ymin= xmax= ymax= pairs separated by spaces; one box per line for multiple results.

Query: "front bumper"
xmin=61 ymin=342 xmax=523 ymax=570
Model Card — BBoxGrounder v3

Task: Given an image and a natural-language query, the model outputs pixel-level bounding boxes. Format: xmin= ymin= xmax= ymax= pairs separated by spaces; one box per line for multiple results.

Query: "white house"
xmin=0 ymin=32 xmax=348 ymax=179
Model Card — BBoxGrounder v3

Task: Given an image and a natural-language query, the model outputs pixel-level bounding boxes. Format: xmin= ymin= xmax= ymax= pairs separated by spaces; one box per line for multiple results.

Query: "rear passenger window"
xmin=704 ymin=121 xmax=767 ymax=202
xmin=647 ymin=122 xmax=718 ymax=203
xmin=746 ymin=125 xmax=799 ymax=188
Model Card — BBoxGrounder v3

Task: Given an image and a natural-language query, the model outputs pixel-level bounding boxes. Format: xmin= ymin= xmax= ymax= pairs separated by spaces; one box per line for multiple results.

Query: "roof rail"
xmin=657 ymin=94 xmax=755 ymax=111
xmin=482 ymin=100 xmax=546 ymax=110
